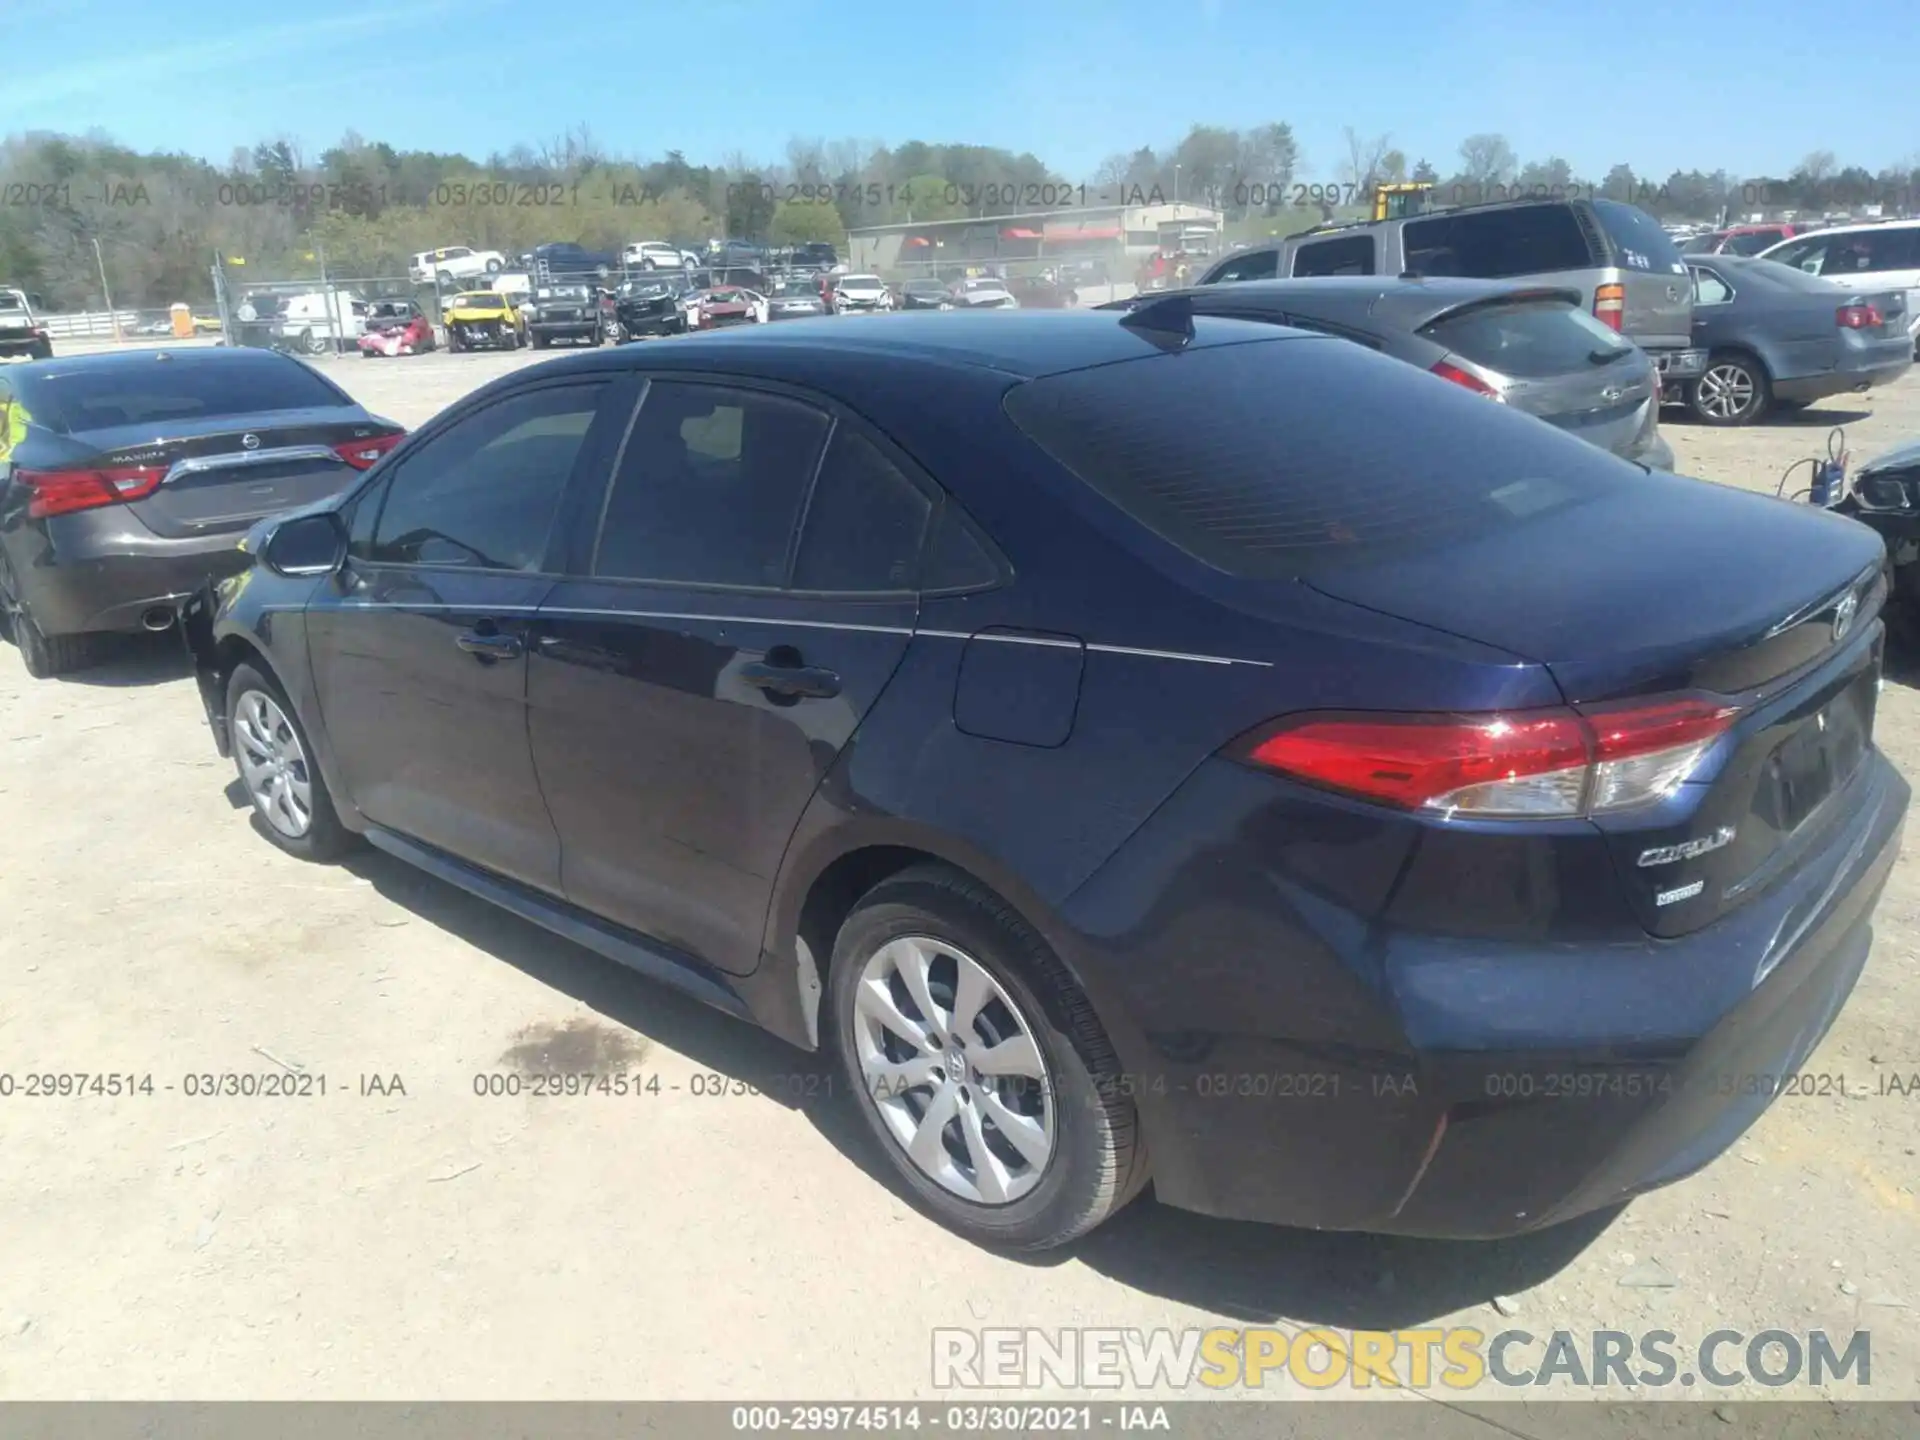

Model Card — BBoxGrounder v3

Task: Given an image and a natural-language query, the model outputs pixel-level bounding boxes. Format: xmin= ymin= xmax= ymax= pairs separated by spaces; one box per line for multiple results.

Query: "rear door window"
xmin=1689 ymin=267 xmax=1733 ymax=305
xmin=1403 ymin=203 xmax=1596 ymax=279
xmin=1589 ymin=200 xmax=1688 ymax=274
xmin=1290 ymin=235 xmax=1375 ymax=277
xmin=1420 ymin=300 xmax=1634 ymax=377
xmin=791 ymin=429 xmax=934 ymax=593
xmin=1002 ymin=338 xmax=1621 ymax=580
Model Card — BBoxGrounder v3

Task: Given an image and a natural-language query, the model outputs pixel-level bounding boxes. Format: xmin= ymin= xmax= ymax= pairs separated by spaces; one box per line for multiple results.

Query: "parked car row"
xmin=1198 ymin=198 xmax=1918 ymax=427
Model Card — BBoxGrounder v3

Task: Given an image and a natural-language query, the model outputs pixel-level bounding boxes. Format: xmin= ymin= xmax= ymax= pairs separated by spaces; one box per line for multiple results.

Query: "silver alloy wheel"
xmin=1697 ymin=362 xmax=1757 ymax=420
xmin=852 ymin=934 xmax=1056 ymax=1204
xmin=234 ymin=689 xmax=314 ymax=839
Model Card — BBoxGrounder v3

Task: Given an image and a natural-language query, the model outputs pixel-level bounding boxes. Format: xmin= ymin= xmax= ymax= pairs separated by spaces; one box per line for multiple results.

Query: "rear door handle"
xmin=456 ymin=629 xmax=523 ymax=661
xmin=740 ymin=660 xmax=840 ymax=699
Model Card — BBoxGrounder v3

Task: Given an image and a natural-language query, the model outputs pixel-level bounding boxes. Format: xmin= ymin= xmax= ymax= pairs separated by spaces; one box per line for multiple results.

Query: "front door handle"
xmin=740 ymin=659 xmax=840 ymax=699
xmin=456 ymin=629 xmax=523 ymax=661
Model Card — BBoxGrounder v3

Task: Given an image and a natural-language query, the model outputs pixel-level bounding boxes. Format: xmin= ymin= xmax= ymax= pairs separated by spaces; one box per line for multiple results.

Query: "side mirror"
xmin=263 ymin=511 xmax=348 ymax=577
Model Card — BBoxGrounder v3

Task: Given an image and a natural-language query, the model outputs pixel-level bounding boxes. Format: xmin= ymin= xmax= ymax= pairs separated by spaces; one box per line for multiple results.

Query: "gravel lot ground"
xmin=2 ymin=335 xmax=1918 ymax=1411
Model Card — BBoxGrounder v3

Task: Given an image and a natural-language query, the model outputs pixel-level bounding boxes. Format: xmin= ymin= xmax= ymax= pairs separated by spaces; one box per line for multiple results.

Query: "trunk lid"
xmin=1303 ymin=476 xmax=1888 ymax=936
xmin=86 ymin=407 xmax=391 ymax=539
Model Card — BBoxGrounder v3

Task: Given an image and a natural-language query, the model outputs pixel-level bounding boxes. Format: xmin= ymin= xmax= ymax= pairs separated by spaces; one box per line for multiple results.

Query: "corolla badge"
xmin=1637 ymin=826 xmax=1736 ymax=868
xmin=1833 ymin=591 xmax=1859 ymax=644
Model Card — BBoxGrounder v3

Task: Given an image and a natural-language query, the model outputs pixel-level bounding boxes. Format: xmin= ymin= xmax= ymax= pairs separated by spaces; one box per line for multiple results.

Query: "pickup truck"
xmin=0 ymin=288 xmax=52 ymax=359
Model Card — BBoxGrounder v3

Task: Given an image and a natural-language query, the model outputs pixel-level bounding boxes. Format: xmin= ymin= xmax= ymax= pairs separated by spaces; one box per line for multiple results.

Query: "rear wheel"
xmin=827 ymin=865 xmax=1149 ymax=1251
xmin=226 ymin=663 xmax=351 ymax=861
xmin=2 ymin=585 xmax=99 ymax=679
xmin=1688 ymin=352 xmax=1771 ymax=426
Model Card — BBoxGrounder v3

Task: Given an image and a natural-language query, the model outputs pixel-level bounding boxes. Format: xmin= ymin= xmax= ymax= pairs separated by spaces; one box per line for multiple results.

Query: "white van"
xmin=274 ymin=291 xmax=367 ymax=353
xmin=1758 ymin=220 xmax=1920 ymax=346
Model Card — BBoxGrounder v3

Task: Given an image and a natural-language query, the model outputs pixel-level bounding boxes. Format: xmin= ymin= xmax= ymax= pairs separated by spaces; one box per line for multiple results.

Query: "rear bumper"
xmin=1649 ymin=347 xmax=1709 ymax=380
xmin=1058 ymin=746 xmax=1907 ymax=1237
xmin=1774 ymin=353 xmax=1915 ymax=403
xmin=14 ymin=516 xmax=254 ymax=636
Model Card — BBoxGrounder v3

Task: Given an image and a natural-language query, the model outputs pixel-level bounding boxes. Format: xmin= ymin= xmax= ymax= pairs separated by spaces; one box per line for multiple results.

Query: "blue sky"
xmin=4 ymin=0 xmax=1915 ymax=182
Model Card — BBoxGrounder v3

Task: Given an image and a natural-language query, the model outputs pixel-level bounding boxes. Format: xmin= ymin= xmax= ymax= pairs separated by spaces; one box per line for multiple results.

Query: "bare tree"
xmin=1340 ymin=127 xmax=1394 ymax=194
xmin=1458 ymin=133 xmax=1517 ymax=185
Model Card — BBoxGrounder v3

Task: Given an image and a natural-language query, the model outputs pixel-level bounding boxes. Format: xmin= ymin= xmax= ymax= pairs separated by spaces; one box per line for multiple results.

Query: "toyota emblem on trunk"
xmin=1833 ymin=591 xmax=1858 ymax=643
xmin=241 ymin=433 xmax=260 ymax=450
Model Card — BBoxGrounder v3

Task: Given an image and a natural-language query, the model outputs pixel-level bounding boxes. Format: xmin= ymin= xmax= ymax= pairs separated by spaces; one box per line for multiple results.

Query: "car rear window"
xmin=24 ymin=358 xmax=350 ymax=433
xmin=1590 ymin=200 xmax=1687 ymax=274
xmin=1419 ymin=299 xmax=1633 ymax=378
xmin=1402 ymin=203 xmax=1595 ymax=279
xmin=1001 ymin=335 xmax=1622 ymax=579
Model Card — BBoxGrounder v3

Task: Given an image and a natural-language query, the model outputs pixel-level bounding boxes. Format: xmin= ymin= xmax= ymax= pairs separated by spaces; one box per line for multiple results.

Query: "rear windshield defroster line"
xmin=1000 ymin=336 xmax=1629 ymax=579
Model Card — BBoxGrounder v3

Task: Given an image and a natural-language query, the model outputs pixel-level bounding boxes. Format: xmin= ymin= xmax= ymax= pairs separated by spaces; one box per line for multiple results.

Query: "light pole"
xmin=91 ymin=236 xmax=120 ymax=342
xmin=1173 ymin=165 xmax=1181 ymax=206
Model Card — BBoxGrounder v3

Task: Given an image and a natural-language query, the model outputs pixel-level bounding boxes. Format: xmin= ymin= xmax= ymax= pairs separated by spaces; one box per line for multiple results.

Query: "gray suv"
xmin=1200 ymin=198 xmax=1707 ymax=383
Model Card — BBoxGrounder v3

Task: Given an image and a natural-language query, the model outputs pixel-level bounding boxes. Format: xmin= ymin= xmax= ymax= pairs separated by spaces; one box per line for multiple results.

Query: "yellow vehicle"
xmin=1372 ymin=182 xmax=1434 ymax=221
xmin=443 ymin=291 xmax=526 ymax=352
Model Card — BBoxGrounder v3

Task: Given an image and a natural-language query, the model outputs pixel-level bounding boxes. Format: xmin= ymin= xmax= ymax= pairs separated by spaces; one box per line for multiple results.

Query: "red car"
xmin=686 ymin=287 xmax=763 ymax=330
xmin=1684 ymin=223 xmax=1808 ymax=258
xmin=357 ymin=300 xmax=435 ymax=357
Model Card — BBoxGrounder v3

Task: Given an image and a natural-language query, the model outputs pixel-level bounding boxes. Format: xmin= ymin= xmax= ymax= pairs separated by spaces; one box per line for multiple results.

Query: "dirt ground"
xmin=2 ymin=339 xmax=1918 ymax=1411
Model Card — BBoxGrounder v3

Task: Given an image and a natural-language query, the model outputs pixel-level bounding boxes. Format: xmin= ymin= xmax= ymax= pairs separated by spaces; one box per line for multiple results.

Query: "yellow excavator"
xmin=1372 ymin=182 xmax=1434 ymax=221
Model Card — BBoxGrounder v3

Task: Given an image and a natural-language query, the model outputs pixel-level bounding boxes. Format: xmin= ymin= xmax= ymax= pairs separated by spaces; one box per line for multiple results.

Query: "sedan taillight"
xmin=18 ymin=465 xmax=165 ymax=519
xmin=1430 ymin=360 xmax=1502 ymax=398
xmin=331 ymin=432 xmax=405 ymax=469
xmin=1237 ymin=696 xmax=1739 ymax=818
xmin=1837 ymin=303 xmax=1884 ymax=330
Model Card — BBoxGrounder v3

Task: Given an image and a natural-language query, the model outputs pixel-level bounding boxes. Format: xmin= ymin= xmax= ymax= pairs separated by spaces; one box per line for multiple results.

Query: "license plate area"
xmin=1755 ymin=668 xmax=1877 ymax=835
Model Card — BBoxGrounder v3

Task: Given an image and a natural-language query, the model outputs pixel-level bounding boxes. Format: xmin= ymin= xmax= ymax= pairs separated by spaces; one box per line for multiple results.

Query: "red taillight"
xmin=331 ymin=431 xmax=405 ymax=469
xmin=19 ymin=465 xmax=164 ymax=519
xmin=1837 ymin=303 xmax=1884 ymax=330
xmin=1241 ymin=697 xmax=1739 ymax=818
xmin=1430 ymin=360 xmax=1500 ymax=397
xmin=1593 ymin=283 xmax=1626 ymax=332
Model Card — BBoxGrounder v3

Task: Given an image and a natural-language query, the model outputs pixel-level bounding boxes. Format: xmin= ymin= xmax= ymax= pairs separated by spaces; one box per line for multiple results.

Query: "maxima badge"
xmin=1637 ymin=826 xmax=1736 ymax=868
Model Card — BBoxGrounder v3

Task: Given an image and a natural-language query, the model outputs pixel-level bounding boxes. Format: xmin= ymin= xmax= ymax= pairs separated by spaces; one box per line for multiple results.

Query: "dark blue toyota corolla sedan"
xmin=182 ymin=302 xmax=1907 ymax=1250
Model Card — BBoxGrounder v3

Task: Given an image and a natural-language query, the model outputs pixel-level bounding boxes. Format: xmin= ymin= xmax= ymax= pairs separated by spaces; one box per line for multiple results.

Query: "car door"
xmin=527 ymin=377 xmax=934 ymax=975
xmin=306 ymin=375 xmax=635 ymax=894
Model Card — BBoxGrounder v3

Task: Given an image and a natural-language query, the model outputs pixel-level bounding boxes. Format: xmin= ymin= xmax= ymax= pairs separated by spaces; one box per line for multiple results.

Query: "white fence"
xmin=36 ymin=308 xmax=191 ymax=340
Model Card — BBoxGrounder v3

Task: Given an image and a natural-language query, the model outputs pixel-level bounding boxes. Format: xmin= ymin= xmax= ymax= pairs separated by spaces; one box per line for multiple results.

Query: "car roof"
xmin=17 ymin=346 xmax=306 ymax=379
xmin=1181 ymin=275 xmax=1576 ymax=327
xmin=529 ymin=309 xmax=1304 ymax=380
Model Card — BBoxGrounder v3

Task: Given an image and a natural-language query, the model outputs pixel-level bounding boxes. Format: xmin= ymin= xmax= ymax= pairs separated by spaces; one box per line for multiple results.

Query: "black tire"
xmin=2 ymin=584 xmax=99 ymax=678
xmin=484 ymin=258 xmax=502 ymax=273
xmin=641 ymin=258 xmax=657 ymax=271
xmin=436 ymin=270 xmax=455 ymax=287
xmin=30 ymin=339 xmax=51 ymax=360
xmin=300 ymin=328 xmax=326 ymax=357
xmin=1687 ymin=351 xmax=1772 ymax=426
xmin=225 ymin=662 xmax=352 ymax=862
xmin=827 ymin=865 xmax=1149 ymax=1251
xmin=532 ymin=333 xmax=550 ymax=350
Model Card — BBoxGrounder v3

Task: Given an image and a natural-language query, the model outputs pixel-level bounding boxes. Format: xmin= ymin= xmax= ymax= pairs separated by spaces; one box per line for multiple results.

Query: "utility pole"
xmin=92 ymin=236 xmax=120 ymax=342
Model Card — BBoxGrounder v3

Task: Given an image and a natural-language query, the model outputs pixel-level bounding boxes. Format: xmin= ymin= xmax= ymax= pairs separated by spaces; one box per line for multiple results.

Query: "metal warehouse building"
xmin=847 ymin=201 xmax=1225 ymax=278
